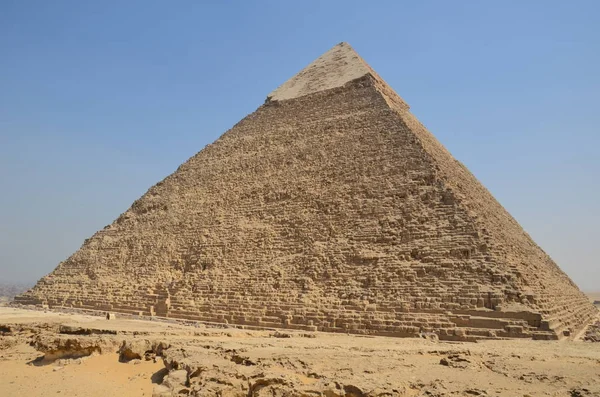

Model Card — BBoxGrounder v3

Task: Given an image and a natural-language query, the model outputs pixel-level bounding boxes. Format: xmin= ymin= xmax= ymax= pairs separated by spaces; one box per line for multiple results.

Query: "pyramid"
xmin=17 ymin=43 xmax=596 ymax=340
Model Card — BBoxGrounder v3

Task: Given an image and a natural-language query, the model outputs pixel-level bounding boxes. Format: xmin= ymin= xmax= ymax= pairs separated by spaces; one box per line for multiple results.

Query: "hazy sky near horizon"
xmin=1 ymin=1 xmax=599 ymax=290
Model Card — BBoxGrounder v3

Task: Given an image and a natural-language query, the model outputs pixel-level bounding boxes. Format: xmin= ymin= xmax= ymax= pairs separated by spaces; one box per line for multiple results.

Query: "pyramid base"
xmin=13 ymin=294 xmax=596 ymax=342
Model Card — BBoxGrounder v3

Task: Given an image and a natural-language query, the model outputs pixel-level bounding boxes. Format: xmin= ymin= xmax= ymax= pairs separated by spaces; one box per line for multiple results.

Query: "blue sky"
xmin=0 ymin=1 xmax=598 ymax=291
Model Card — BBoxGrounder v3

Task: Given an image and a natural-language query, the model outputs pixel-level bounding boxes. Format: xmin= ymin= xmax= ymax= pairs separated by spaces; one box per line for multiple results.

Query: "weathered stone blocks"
xmin=15 ymin=43 xmax=597 ymax=341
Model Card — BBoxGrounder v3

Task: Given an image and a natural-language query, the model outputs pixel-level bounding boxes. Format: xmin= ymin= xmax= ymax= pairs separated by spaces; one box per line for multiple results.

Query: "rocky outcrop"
xmin=2 ymin=307 xmax=599 ymax=397
xmin=118 ymin=339 xmax=170 ymax=362
xmin=32 ymin=334 xmax=120 ymax=362
xmin=153 ymin=343 xmax=416 ymax=397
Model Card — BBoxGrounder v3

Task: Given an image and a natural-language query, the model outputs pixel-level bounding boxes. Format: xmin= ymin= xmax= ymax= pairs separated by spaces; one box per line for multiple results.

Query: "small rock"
xmin=272 ymin=331 xmax=292 ymax=338
xmin=439 ymin=354 xmax=471 ymax=369
xmin=163 ymin=369 xmax=188 ymax=389
xmin=465 ymin=389 xmax=488 ymax=396
xmin=570 ymin=388 xmax=595 ymax=397
xmin=152 ymin=384 xmax=172 ymax=397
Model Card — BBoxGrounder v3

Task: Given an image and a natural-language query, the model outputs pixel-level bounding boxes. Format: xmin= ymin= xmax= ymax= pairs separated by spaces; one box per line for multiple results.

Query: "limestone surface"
xmin=268 ymin=42 xmax=371 ymax=101
xmin=16 ymin=42 xmax=597 ymax=341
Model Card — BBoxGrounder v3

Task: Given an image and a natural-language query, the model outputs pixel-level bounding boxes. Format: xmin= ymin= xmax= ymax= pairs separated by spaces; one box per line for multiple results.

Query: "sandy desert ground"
xmin=0 ymin=305 xmax=599 ymax=397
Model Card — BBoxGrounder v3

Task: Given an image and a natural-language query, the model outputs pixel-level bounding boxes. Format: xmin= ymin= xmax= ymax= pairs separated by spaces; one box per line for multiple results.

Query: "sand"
xmin=0 ymin=349 xmax=161 ymax=397
xmin=1 ymin=306 xmax=599 ymax=396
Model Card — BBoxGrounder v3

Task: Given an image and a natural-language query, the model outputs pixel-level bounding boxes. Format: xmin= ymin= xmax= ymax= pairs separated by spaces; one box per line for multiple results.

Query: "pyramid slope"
xmin=17 ymin=44 xmax=596 ymax=340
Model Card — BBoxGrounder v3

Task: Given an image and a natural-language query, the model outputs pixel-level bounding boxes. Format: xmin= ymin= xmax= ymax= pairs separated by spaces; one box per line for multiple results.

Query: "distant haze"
xmin=0 ymin=1 xmax=598 ymax=291
xmin=0 ymin=282 xmax=32 ymax=300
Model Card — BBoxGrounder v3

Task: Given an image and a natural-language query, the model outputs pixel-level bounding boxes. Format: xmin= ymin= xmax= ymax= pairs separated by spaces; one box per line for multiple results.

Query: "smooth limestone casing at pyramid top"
xmin=16 ymin=43 xmax=597 ymax=340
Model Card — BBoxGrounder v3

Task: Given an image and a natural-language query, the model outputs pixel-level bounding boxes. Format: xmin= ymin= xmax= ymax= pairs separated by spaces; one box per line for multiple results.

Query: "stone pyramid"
xmin=17 ymin=43 xmax=596 ymax=340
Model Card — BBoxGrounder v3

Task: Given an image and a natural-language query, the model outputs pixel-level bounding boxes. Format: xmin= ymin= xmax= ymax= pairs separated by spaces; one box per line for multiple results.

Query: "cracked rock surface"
xmin=1 ymin=307 xmax=600 ymax=396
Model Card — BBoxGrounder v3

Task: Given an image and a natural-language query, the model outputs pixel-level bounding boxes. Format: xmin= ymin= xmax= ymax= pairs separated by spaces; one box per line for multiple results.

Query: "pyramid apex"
xmin=267 ymin=42 xmax=372 ymax=102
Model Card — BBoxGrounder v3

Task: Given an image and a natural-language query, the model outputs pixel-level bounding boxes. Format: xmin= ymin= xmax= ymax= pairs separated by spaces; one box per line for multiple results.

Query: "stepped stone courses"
xmin=17 ymin=42 xmax=596 ymax=340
